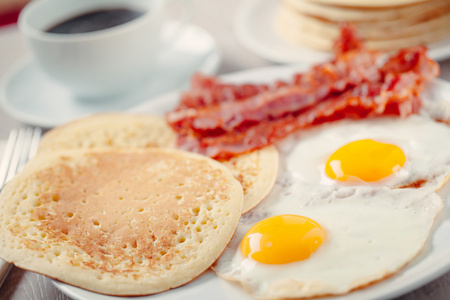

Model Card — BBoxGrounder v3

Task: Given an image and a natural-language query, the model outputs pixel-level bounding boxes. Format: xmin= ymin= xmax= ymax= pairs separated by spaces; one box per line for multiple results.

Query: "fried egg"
xmin=213 ymin=115 xmax=450 ymax=299
xmin=284 ymin=115 xmax=450 ymax=191
xmin=213 ymin=187 xmax=442 ymax=299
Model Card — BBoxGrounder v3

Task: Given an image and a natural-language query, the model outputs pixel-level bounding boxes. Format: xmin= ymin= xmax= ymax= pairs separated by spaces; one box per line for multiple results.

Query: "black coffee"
xmin=46 ymin=8 xmax=144 ymax=34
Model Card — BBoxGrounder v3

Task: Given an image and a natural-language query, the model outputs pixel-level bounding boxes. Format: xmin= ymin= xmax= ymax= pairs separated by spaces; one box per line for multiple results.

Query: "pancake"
xmin=275 ymin=0 xmax=450 ymax=52
xmin=37 ymin=114 xmax=177 ymax=152
xmin=220 ymin=148 xmax=278 ymax=213
xmin=0 ymin=148 xmax=243 ymax=295
xmin=300 ymin=0 xmax=434 ymax=7
xmin=275 ymin=4 xmax=450 ymax=51
xmin=284 ymin=0 xmax=449 ymax=22
xmin=280 ymin=1 xmax=450 ymax=39
xmin=37 ymin=113 xmax=279 ymax=214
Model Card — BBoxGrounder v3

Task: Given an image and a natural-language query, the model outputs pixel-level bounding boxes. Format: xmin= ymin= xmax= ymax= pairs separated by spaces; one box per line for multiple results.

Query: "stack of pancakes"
xmin=275 ymin=0 xmax=450 ymax=51
xmin=0 ymin=114 xmax=278 ymax=295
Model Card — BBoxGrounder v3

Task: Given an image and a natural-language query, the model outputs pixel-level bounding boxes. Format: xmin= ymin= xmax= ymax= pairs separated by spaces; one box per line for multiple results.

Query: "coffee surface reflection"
xmin=46 ymin=8 xmax=144 ymax=34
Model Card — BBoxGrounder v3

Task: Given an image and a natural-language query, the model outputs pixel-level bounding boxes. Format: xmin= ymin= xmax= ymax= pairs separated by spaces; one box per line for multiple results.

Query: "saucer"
xmin=0 ymin=22 xmax=221 ymax=128
xmin=234 ymin=0 xmax=450 ymax=64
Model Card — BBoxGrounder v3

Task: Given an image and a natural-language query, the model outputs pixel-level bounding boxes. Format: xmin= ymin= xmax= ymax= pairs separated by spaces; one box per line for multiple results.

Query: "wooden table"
xmin=1 ymin=1 xmax=450 ymax=299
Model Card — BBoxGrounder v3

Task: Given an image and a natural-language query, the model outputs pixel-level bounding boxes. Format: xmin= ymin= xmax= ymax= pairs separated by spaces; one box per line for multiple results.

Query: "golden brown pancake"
xmin=284 ymin=0 xmax=448 ymax=22
xmin=37 ymin=114 xmax=177 ymax=152
xmin=275 ymin=0 xmax=450 ymax=52
xmin=37 ymin=113 xmax=279 ymax=214
xmin=275 ymin=3 xmax=450 ymax=51
xmin=0 ymin=148 xmax=243 ymax=295
xmin=299 ymin=0 xmax=433 ymax=7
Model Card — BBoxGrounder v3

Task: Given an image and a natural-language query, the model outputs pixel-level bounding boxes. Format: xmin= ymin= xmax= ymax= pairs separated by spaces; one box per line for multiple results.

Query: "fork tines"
xmin=0 ymin=127 xmax=42 ymax=188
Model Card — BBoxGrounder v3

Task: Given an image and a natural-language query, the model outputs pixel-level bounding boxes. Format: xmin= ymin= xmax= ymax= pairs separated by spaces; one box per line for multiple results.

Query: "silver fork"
xmin=0 ymin=127 xmax=42 ymax=287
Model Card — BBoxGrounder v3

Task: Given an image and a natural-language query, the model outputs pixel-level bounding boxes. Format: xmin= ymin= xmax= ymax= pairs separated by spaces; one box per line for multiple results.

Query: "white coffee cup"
xmin=18 ymin=0 xmax=192 ymax=99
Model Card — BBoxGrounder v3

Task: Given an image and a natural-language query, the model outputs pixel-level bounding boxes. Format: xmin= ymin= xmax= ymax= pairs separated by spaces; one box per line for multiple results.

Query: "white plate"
xmin=234 ymin=0 xmax=450 ymax=64
xmin=0 ymin=22 xmax=221 ymax=128
xmin=53 ymin=64 xmax=450 ymax=300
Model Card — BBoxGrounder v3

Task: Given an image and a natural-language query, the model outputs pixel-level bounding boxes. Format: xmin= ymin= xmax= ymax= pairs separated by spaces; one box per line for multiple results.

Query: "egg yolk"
xmin=240 ymin=215 xmax=326 ymax=264
xmin=325 ymin=139 xmax=405 ymax=182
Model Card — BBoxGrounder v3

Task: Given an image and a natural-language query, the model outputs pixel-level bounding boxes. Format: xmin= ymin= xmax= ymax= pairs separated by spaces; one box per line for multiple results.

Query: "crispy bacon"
xmin=175 ymin=72 xmax=424 ymax=159
xmin=166 ymin=25 xmax=439 ymax=159
xmin=333 ymin=23 xmax=365 ymax=55
xmin=381 ymin=46 xmax=440 ymax=82
xmin=176 ymin=73 xmax=276 ymax=111
xmin=168 ymin=49 xmax=381 ymax=136
xmin=175 ymin=25 xmax=374 ymax=112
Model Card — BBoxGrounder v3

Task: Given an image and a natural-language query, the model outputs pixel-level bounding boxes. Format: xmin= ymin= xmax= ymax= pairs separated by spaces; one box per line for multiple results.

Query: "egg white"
xmin=214 ymin=188 xmax=442 ymax=299
xmin=213 ymin=115 xmax=450 ymax=299
xmin=282 ymin=115 xmax=450 ymax=190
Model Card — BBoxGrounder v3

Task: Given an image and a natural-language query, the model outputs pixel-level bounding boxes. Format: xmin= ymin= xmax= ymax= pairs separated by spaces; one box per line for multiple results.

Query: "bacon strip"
xmin=168 ymin=49 xmax=381 ymax=136
xmin=176 ymin=73 xmax=273 ymax=111
xmin=166 ymin=25 xmax=439 ymax=159
xmin=176 ymin=72 xmax=424 ymax=159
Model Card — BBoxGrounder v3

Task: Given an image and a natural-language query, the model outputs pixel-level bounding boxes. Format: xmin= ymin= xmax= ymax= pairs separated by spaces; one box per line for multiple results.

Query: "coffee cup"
xmin=18 ymin=0 xmax=192 ymax=99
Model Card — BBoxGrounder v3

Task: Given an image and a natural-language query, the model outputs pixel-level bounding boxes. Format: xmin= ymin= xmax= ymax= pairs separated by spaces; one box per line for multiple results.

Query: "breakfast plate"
xmin=0 ymin=22 xmax=221 ymax=128
xmin=234 ymin=0 xmax=450 ymax=64
xmin=51 ymin=64 xmax=450 ymax=300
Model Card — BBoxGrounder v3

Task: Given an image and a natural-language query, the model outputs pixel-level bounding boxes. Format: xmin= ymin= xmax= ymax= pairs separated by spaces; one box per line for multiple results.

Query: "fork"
xmin=0 ymin=127 xmax=42 ymax=288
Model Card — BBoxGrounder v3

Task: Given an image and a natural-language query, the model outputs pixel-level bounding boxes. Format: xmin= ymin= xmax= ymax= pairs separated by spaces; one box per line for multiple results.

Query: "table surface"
xmin=1 ymin=1 xmax=450 ymax=299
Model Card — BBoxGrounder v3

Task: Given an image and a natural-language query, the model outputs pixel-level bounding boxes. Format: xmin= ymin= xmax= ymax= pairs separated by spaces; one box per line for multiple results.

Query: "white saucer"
xmin=234 ymin=0 xmax=450 ymax=64
xmin=0 ymin=22 xmax=221 ymax=128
